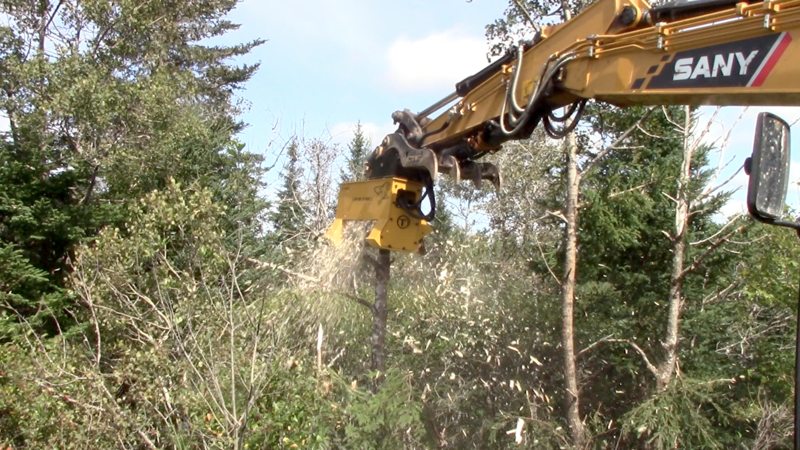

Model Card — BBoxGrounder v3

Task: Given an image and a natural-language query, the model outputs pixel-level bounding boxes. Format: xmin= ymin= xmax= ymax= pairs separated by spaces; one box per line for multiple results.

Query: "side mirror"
xmin=745 ymin=112 xmax=791 ymax=223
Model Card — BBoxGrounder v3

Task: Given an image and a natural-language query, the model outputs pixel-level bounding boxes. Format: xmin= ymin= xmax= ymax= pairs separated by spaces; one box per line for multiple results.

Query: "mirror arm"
xmin=747 ymin=112 xmax=795 ymax=448
xmin=765 ymin=219 xmax=800 ymax=230
xmin=761 ymin=218 xmax=800 ymax=450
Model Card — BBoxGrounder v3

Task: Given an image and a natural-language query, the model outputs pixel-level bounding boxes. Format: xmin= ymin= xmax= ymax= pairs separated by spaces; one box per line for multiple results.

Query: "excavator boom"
xmin=327 ymin=0 xmax=800 ymax=252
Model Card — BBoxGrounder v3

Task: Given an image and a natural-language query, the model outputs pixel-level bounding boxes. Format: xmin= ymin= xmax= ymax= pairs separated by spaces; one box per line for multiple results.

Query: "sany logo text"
xmin=673 ymin=51 xmax=758 ymax=80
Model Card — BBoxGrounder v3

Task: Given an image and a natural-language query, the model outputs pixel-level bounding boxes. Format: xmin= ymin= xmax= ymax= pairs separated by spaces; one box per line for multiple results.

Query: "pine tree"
xmin=270 ymin=138 xmax=307 ymax=247
xmin=0 ymin=0 xmax=265 ymax=330
xmin=0 ymin=136 xmax=90 ymax=334
xmin=340 ymin=122 xmax=371 ymax=183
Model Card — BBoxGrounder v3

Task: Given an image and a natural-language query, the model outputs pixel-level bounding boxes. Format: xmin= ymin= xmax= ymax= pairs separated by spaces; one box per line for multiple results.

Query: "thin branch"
xmin=697 ymin=378 xmax=736 ymax=386
xmin=680 ymin=224 xmax=747 ymax=281
xmin=576 ymin=334 xmax=614 ymax=357
xmin=578 ymin=337 xmax=659 ymax=377
xmin=338 ymin=292 xmax=374 ymax=311
xmin=136 ymin=430 xmax=157 ymax=450
xmin=662 ymin=105 xmax=683 ymax=130
xmin=689 ymin=106 xmax=722 ymax=153
xmin=690 ymin=213 xmax=744 ymax=246
xmin=694 ymin=163 xmax=742 ymax=206
xmin=661 ymin=191 xmax=678 ymax=204
xmin=607 ymin=181 xmax=656 ymax=200
xmin=511 ymin=0 xmax=541 ymax=32
xmin=581 ymin=106 xmax=657 ymax=176
xmin=636 ymin=123 xmax=677 ymax=140
xmin=534 ymin=231 xmax=561 ymax=285
xmin=701 ymin=281 xmax=739 ymax=307
xmin=546 ymin=209 xmax=568 ymax=224
xmin=701 ymin=107 xmax=747 ymax=194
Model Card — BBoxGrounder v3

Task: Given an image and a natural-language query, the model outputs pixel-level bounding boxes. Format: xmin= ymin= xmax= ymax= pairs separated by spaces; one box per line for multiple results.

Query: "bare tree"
xmin=301 ymin=138 xmax=339 ymax=234
xmin=560 ymin=129 xmax=585 ymax=447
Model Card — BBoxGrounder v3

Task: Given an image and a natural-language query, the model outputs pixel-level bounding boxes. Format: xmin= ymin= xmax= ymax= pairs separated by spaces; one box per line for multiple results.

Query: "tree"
xmin=0 ymin=0 xmax=266 ymax=329
xmin=488 ymin=1 xmax=592 ymax=443
xmin=271 ymin=138 xmax=308 ymax=248
xmin=0 ymin=136 xmax=90 ymax=334
xmin=1 ymin=181 xmax=329 ymax=449
xmin=341 ymin=122 xmax=371 ymax=183
xmin=571 ymin=105 xmax=745 ymax=448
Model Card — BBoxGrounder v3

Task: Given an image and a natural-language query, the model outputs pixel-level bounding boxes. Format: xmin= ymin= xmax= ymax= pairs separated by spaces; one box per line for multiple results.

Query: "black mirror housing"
xmin=747 ymin=112 xmax=791 ymax=222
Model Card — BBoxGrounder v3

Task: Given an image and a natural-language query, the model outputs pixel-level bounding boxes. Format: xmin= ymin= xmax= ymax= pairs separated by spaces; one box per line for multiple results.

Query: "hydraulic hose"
xmin=397 ymin=184 xmax=436 ymax=222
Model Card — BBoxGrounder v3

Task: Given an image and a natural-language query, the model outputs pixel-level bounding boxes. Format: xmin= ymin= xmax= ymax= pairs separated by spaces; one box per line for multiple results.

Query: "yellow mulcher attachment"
xmin=326 ymin=129 xmax=455 ymax=253
xmin=325 ymin=177 xmax=433 ymax=253
xmin=325 ymin=115 xmax=501 ymax=253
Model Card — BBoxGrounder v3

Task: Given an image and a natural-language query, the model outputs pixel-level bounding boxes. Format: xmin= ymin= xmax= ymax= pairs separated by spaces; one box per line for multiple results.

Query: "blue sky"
xmin=216 ymin=0 xmax=800 ymax=220
xmin=218 ymin=0 xmax=506 ymax=155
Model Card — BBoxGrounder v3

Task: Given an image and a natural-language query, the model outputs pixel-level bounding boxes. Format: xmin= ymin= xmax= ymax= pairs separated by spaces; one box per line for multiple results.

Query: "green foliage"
xmin=622 ymin=378 xmax=726 ymax=449
xmin=2 ymin=182 xmax=307 ymax=449
xmin=271 ymin=138 xmax=308 ymax=249
xmin=0 ymin=137 xmax=92 ymax=334
xmin=341 ymin=369 xmax=425 ymax=449
xmin=341 ymin=122 xmax=371 ymax=183
xmin=0 ymin=0 xmax=267 ymax=330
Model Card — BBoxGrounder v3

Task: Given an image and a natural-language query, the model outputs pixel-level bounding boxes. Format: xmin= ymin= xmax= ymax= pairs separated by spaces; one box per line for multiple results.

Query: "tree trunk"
xmin=561 ymin=132 xmax=585 ymax=448
xmin=556 ymin=3 xmax=585 ymax=444
xmin=656 ymin=106 xmax=693 ymax=391
xmin=38 ymin=0 xmax=49 ymax=53
xmin=371 ymin=249 xmax=391 ymax=375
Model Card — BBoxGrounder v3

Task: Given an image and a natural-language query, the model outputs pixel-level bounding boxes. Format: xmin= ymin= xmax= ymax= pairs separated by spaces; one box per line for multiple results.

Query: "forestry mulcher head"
xmin=325 ymin=177 xmax=433 ymax=253
xmin=326 ymin=111 xmax=502 ymax=253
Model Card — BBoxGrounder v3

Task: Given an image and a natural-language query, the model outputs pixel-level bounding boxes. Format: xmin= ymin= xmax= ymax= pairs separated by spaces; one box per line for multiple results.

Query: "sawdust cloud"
xmin=289 ymin=222 xmax=375 ymax=321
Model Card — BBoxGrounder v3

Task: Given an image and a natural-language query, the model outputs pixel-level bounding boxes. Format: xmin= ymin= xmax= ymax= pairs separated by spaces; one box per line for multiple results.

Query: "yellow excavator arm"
xmin=327 ymin=0 xmax=800 ymax=252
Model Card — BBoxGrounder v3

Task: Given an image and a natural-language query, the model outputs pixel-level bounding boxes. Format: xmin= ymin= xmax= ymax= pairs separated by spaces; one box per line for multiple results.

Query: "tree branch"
xmin=338 ymin=291 xmax=374 ymax=311
xmin=581 ymin=106 xmax=656 ymax=176
xmin=661 ymin=106 xmax=683 ymax=130
xmin=680 ymin=224 xmax=747 ymax=281
xmin=511 ymin=0 xmax=540 ymax=32
xmin=690 ymin=214 xmax=744 ymax=246
xmin=578 ymin=337 xmax=659 ymax=377
xmin=533 ymin=231 xmax=561 ymax=285
xmin=607 ymin=181 xmax=656 ymax=200
xmin=701 ymin=281 xmax=740 ymax=308
xmin=43 ymin=0 xmax=65 ymax=42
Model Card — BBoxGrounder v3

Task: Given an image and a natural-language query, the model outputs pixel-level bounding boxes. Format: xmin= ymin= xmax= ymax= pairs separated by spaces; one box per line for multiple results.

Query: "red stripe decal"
xmin=751 ymin=33 xmax=792 ymax=87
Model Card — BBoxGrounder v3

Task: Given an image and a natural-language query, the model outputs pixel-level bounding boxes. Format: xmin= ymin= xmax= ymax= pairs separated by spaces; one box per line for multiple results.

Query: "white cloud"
xmin=327 ymin=121 xmax=397 ymax=149
xmin=717 ymin=199 xmax=747 ymax=220
xmin=385 ymin=29 xmax=489 ymax=92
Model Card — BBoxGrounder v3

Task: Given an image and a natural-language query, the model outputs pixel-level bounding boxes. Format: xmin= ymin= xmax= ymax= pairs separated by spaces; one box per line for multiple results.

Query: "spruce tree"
xmin=270 ymin=138 xmax=307 ymax=247
xmin=571 ymin=105 xmax=735 ymax=447
xmin=340 ymin=122 xmax=371 ymax=183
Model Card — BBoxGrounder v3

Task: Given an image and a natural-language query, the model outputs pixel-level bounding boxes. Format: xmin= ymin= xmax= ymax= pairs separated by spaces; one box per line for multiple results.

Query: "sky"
xmin=217 ymin=0 xmax=506 ymax=157
xmin=214 ymin=0 xmax=800 ymax=221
